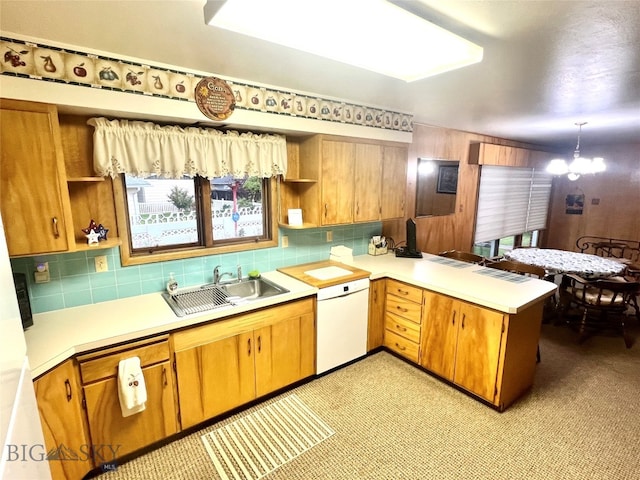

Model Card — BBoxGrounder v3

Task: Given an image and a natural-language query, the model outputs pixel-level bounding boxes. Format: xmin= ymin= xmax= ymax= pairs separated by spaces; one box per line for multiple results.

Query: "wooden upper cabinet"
xmin=289 ymin=135 xmax=409 ymax=227
xmin=381 ymin=145 xmax=407 ymax=219
xmin=0 ymin=99 xmax=73 ymax=255
xmin=354 ymin=143 xmax=383 ymax=223
xmin=321 ymin=140 xmax=355 ymax=225
xmin=469 ymin=142 xmax=530 ymax=167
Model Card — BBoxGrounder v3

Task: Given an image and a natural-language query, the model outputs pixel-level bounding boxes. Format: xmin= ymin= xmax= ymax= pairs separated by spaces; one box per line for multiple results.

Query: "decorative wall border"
xmin=1 ymin=36 xmax=413 ymax=132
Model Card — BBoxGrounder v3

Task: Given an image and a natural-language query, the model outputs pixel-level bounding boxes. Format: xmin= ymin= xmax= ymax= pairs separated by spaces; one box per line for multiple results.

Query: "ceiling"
xmin=1 ymin=0 xmax=639 ymax=150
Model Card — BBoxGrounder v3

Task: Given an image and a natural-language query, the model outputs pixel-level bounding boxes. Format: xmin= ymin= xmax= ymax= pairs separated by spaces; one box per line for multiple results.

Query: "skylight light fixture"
xmin=204 ymin=0 xmax=483 ymax=82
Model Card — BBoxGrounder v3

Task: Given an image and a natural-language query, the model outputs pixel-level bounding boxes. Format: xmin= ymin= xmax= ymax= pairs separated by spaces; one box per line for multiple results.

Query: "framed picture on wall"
xmin=436 ymin=165 xmax=459 ymax=194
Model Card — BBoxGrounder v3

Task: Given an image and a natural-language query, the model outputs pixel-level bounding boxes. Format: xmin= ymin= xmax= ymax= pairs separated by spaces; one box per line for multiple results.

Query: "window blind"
xmin=474 ymin=166 xmax=552 ymax=244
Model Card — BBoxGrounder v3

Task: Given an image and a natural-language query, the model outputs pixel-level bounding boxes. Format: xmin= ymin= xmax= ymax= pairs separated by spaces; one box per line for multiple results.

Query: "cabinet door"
xmin=367 ymin=279 xmax=386 ymax=351
xmin=321 ymin=140 xmax=354 ymax=225
xmin=381 ymin=146 xmax=407 ymax=219
xmin=174 ymin=332 xmax=255 ymax=429
xmin=354 ymin=143 xmax=382 ymax=222
xmin=420 ymin=292 xmax=458 ymax=380
xmin=255 ymin=313 xmax=315 ymax=397
xmin=453 ymin=303 xmax=505 ymax=402
xmin=0 ymin=102 xmax=70 ymax=255
xmin=83 ymin=361 xmax=178 ymax=459
xmin=34 ymin=359 xmax=93 ymax=480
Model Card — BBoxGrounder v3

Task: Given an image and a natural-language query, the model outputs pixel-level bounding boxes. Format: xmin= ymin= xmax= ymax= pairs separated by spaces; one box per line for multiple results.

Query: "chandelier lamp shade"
xmin=546 ymin=122 xmax=606 ymax=181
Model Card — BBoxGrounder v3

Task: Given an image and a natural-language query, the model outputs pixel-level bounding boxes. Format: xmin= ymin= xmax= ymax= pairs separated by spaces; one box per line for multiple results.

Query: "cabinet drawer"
xmin=384 ymin=330 xmax=419 ymax=363
xmin=384 ymin=311 xmax=421 ymax=343
xmin=386 ymin=279 xmax=423 ymax=304
xmin=79 ymin=339 xmax=170 ymax=384
xmin=386 ymin=294 xmax=422 ymax=323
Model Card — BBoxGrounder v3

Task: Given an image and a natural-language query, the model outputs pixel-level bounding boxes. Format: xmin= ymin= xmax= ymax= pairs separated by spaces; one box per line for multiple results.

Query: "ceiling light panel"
xmin=205 ymin=0 xmax=483 ymax=82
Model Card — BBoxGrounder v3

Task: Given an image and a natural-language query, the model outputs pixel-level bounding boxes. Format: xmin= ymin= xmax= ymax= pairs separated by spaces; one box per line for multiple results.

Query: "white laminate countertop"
xmin=350 ymin=252 xmax=557 ymax=314
xmin=25 ymin=271 xmax=317 ymax=378
xmin=25 ymin=252 xmax=556 ymax=378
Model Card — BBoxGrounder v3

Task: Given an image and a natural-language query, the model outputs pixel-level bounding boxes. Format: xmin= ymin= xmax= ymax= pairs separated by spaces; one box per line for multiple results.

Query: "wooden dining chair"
xmin=487 ymin=259 xmax=546 ymax=362
xmin=438 ymin=250 xmax=486 ymax=265
xmin=559 ymin=273 xmax=640 ymax=348
xmin=486 ymin=259 xmax=546 ymax=279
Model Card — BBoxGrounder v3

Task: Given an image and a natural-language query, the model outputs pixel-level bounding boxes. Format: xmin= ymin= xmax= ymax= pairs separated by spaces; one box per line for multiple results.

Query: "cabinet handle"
xmin=162 ymin=367 xmax=168 ymax=386
xmin=324 ymin=203 xmax=328 ymax=218
xmin=247 ymin=338 xmax=251 ymax=356
xmin=258 ymin=336 xmax=262 ymax=353
xmin=52 ymin=217 xmax=60 ymax=238
xmin=396 ymin=306 xmax=408 ymax=313
xmin=356 ymin=202 xmax=360 ymax=215
xmin=452 ymin=311 xmax=456 ymax=325
xmin=396 ymin=324 xmax=407 ymax=332
xmin=397 ymin=289 xmax=409 ymax=296
xmin=64 ymin=379 xmax=72 ymax=401
xmin=395 ymin=343 xmax=406 ymax=351
xmin=462 ymin=314 xmax=466 ymax=329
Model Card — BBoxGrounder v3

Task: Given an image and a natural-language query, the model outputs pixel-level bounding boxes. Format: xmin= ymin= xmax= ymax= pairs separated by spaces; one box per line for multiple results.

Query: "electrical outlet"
xmin=95 ymin=255 xmax=108 ymax=273
xmin=282 ymin=236 xmax=289 ymax=248
xmin=326 ymin=231 xmax=333 ymax=242
xmin=34 ymin=261 xmax=50 ymax=283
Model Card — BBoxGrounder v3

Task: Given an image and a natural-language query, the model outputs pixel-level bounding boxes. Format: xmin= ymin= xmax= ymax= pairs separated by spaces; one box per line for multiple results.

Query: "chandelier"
xmin=546 ymin=122 xmax=606 ymax=181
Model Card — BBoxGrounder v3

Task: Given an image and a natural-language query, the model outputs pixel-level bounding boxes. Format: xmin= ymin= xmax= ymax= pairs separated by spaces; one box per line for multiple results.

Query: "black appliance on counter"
xmin=13 ymin=272 xmax=33 ymax=329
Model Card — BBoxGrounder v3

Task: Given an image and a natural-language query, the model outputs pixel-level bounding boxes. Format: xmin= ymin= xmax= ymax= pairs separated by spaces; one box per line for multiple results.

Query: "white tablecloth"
xmin=504 ymin=248 xmax=626 ymax=279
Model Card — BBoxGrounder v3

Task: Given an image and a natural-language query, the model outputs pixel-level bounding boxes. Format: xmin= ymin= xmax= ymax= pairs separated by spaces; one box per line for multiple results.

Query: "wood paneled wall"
xmin=383 ymin=123 xmax=552 ymax=254
xmin=545 ymin=143 xmax=640 ymax=251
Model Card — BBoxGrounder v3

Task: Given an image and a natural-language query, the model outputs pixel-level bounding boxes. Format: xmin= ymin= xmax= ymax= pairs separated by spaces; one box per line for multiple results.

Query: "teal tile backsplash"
xmin=10 ymin=224 xmax=381 ymax=314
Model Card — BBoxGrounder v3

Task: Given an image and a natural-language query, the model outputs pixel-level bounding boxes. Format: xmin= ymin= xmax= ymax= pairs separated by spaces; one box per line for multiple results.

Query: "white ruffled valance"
xmin=87 ymin=118 xmax=287 ymax=179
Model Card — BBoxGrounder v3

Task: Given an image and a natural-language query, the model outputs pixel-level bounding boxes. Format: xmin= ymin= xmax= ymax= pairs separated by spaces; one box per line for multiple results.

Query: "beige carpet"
xmin=98 ymin=323 xmax=640 ymax=479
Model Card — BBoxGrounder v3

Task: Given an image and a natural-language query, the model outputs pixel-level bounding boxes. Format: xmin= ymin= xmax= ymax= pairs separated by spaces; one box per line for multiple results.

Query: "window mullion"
xmin=199 ymin=177 xmax=214 ymax=246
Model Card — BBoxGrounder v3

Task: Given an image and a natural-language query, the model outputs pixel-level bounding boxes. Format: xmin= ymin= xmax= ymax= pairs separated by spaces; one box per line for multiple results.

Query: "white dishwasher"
xmin=316 ymin=277 xmax=370 ymax=374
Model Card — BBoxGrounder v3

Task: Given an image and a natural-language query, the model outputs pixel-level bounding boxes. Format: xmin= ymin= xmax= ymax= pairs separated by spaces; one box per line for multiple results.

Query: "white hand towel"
xmin=117 ymin=356 xmax=147 ymax=417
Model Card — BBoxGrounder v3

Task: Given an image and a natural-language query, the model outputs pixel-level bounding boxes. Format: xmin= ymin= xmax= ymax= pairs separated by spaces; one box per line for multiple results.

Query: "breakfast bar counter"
xmin=351 ymin=252 xmax=557 ymax=313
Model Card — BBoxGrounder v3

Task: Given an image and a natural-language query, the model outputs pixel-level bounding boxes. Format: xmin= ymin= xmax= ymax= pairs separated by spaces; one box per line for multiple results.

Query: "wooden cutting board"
xmin=278 ymin=260 xmax=371 ymax=289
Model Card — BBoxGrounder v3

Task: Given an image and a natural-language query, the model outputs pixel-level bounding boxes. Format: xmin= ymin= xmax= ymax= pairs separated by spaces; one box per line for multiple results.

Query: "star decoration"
xmin=82 ymin=219 xmax=98 ymax=235
xmin=86 ymin=229 xmax=100 ymax=245
xmin=96 ymin=224 xmax=109 ymax=241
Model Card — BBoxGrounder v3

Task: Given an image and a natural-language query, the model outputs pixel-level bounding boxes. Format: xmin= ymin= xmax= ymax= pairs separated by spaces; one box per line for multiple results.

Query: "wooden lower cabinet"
xmin=367 ymin=279 xmax=386 ymax=351
xmin=173 ymin=298 xmax=315 ymax=429
xmin=420 ymin=290 xmax=543 ymax=409
xmin=383 ymin=279 xmax=423 ymax=363
xmin=77 ymin=336 xmax=178 ymax=461
xmin=421 ymin=292 xmax=505 ymax=402
xmin=34 ymin=359 xmax=93 ymax=480
xmin=83 ymin=361 xmax=177 ymax=458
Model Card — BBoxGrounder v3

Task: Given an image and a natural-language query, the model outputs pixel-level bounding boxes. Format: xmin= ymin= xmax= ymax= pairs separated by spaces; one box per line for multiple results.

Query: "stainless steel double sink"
xmin=161 ymin=277 xmax=290 ymax=317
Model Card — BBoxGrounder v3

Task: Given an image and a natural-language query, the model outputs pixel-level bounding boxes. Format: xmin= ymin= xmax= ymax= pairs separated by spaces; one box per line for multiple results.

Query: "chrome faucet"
xmin=237 ymin=265 xmax=242 ymax=282
xmin=213 ymin=265 xmax=233 ymax=284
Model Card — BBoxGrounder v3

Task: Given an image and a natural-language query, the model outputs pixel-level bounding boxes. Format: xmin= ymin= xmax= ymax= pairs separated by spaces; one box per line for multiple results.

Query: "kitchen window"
xmin=472 ymin=166 xmax=551 ymax=258
xmin=88 ymin=118 xmax=286 ymax=265
xmin=116 ymin=174 xmax=276 ymax=265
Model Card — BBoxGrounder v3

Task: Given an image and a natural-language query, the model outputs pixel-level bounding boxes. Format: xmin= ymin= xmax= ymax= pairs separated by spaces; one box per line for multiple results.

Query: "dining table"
xmin=504 ymin=248 xmax=627 ymax=279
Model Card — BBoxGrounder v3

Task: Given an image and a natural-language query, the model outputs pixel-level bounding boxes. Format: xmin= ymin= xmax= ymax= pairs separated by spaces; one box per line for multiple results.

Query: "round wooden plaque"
xmin=194 ymin=77 xmax=235 ymax=121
